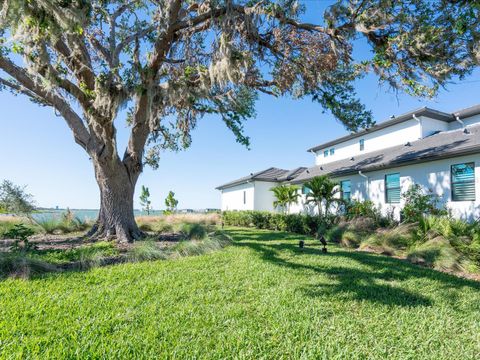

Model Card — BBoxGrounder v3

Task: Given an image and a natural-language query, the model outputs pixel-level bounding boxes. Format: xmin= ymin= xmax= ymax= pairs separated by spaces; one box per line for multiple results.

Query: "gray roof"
xmin=307 ymin=104 xmax=480 ymax=153
xmin=216 ymin=167 xmax=286 ymax=190
xmin=216 ymin=166 xmax=307 ymax=190
xmin=454 ymin=104 xmax=480 ymax=118
xmin=293 ymin=123 xmax=480 ymax=184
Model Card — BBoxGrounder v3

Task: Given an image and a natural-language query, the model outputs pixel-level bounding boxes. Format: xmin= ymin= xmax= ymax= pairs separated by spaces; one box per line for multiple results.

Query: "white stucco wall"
xmin=448 ymin=114 xmax=480 ymax=130
xmin=253 ymin=181 xmax=277 ymax=211
xmin=299 ymin=154 xmax=480 ymax=221
xmin=420 ymin=117 xmax=449 ymax=137
xmin=315 ymin=119 xmax=422 ymax=165
xmin=220 ymin=181 xmax=277 ymax=211
xmin=220 ymin=182 xmax=255 ymax=211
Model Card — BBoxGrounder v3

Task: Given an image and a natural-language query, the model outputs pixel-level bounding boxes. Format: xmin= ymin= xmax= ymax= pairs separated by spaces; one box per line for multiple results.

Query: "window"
xmin=243 ymin=191 xmax=246 ymax=204
xmin=340 ymin=180 xmax=351 ymax=201
xmin=330 ymin=148 xmax=335 ymax=156
xmin=302 ymin=186 xmax=311 ymax=195
xmin=385 ymin=173 xmax=401 ymax=203
xmin=359 ymin=139 xmax=365 ymax=151
xmin=324 ymin=150 xmax=329 ymax=157
xmin=451 ymin=162 xmax=476 ymax=201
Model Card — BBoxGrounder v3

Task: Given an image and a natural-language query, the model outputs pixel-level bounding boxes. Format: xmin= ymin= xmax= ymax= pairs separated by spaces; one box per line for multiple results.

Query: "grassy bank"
xmin=0 ymin=227 xmax=479 ymax=358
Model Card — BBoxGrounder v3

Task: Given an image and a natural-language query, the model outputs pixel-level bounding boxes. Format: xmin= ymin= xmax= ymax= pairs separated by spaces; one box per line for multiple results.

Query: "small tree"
xmin=271 ymin=185 xmax=299 ymax=214
xmin=402 ymin=184 xmax=447 ymax=223
xmin=0 ymin=180 xmax=35 ymax=216
xmin=164 ymin=191 xmax=179 ymax=214
xmin=139 ymin=186 xmax=152 ymax=215
xmin=304 ymin=176 xmax=342 ymax=219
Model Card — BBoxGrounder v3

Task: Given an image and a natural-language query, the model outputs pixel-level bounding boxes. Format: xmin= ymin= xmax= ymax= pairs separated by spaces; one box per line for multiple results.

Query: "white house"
xmin=216 ymin=104 xmax=480 ymax=221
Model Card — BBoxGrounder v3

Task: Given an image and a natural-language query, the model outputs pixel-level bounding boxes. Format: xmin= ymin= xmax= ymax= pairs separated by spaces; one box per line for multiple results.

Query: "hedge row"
xmin=222 ymin=211 xmax=324 ymax=236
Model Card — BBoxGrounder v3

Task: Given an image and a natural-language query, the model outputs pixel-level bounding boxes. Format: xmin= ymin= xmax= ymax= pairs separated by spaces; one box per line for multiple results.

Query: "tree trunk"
xmin=88 ymin=156 xmax=143 ymax=243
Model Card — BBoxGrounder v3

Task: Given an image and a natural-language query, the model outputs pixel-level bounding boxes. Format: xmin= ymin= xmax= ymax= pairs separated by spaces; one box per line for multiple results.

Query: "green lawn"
xmin=1 ymin=227 xmax=479 ymax=359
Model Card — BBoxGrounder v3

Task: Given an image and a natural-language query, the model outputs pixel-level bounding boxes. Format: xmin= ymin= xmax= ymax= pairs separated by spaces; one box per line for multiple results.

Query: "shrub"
xmin=5 ymin=223 xmax=36 ymax=252
xmin=180 ymin=223 xmax=208 ymax=240
xmin=171 ymin=232 xmax=231 ymax=258
xmin=407 ymin=237 xmax=472 ymax=273
xmin=222 ymin=211 xmax=324 ymax=236
xmin=37 ymin=215 xmax=89 ymax=235
xmin=128 ymin=240 xmax=167 ymax=262
xmin=0 ymin=253 xmax=57 ymax=279
xmin=344 ymin=200 xmax=380 ymax=220
xmin=401 ymin=184 xmax=447 ymax=223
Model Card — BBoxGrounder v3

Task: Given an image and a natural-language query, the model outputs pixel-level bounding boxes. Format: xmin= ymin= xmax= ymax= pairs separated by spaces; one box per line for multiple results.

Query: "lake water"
xmin=32 ymin=209 xmax=164 ymax=222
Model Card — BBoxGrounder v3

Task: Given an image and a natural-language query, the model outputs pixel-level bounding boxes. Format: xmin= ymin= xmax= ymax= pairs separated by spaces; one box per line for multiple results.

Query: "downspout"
xmin=455 ymin=115 xmax=470 ymax=134
xmin=358 ymin=171 xmax=369 ymax=200
xmin=412 ymin=114 xmax=422 ymax=139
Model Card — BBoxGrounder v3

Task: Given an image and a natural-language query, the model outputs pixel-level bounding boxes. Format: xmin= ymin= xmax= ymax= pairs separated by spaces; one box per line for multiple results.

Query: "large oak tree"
xmin=0 ymin=0 xmax=478 ymax=242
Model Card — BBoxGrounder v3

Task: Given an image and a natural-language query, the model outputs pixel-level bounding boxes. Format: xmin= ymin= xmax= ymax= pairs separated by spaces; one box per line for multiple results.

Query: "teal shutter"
xmin=385 ymin=173 xmax=401 ymax=203
xmin=451 ymin=163 xmax=475 ymax=201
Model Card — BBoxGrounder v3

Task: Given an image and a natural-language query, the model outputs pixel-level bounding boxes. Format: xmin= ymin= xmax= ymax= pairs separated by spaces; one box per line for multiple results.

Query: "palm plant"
xmin=303 ymin=176 xmax=342 ymax=218
xmin=271 ymin=185 xmax=300 ymax=214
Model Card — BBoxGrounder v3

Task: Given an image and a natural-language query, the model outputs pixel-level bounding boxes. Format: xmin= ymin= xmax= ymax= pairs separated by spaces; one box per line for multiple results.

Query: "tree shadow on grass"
xmin=226 ymin=228 xmax=480 ymax=308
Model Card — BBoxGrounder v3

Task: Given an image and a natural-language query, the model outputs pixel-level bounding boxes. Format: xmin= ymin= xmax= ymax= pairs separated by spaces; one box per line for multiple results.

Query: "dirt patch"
xmin=0 ymin=231 xmax=184 ymax=253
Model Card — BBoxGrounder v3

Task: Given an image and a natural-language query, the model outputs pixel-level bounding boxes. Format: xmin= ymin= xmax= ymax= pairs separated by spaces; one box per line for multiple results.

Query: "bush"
xmin=407 ymin=237 xmax=472 ymax=273
xmin=401 ymin=184 xmax=447 ymax=223
xmin=344 ymin=200 xmax=380 ymax=220
xmin=37 ymin=215 xmax=89 ymax=235
xmin=222 ymin=211 xmax=324 ymax=236
xmin=5 ymin=223 xmax=36 ymax=252
xmin=180 ymin=223 xmax=208 ymax=240
xmin=128 ymin=240 xmax=167 ymax=262
xmin=171 ymin=232 xmax=232 ymax=258
xmin=0 ymin=252 xmax=57 ymax=279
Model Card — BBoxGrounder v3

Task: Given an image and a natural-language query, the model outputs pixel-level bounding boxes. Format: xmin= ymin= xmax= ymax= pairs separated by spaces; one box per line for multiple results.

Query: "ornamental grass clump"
xmin=128 ymin=240 xmax=168 ymax=262
xmin=0 ymin=253 xmax=57 ymax=279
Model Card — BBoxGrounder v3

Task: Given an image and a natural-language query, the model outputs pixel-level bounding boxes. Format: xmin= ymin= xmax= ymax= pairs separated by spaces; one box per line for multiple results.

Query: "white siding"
xmin=420 ymin=117 xmax=449 ymax=137
xmin=315 ymin=119 xmax=421 ymax=165
xmin=448 ymin=114 xmax=480 ymax=130
xmin=220 ymin=182 xmax=254 ymax=211
xmin=254 ymin=182 xmax=277 ymax=211
xmin=299 ymin=154 xmax=480 ymax=221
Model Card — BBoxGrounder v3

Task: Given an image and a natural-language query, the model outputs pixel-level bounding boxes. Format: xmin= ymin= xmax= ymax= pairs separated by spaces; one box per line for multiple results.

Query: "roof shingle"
xmin=293 ymin=124 xmax=480 ymax=184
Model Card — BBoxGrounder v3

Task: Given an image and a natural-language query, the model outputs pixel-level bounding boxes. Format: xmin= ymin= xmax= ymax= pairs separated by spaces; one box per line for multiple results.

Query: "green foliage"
xmin=36 ymin=213 xmax=89 ymax=234
xmin=401 ymin=184 xmax=447 ymax=223
xmin=180 ymin=223 xmax=208 ymax=240
xmin=270 ymin=185 xmax=300 ymax=214
xmin=128 ymin=231 xmax=231 ymax=262
xmin=0 ymin=180 xmax=35 ymax=215
xmin=344 ymin=200 xmax=380 ymax=220
xmin=128 ymin=240 xmax=168 ymax=262
xmin=4 ymin=223 xmax=35 ymax=252
xmin=170 ymin=232 xmax=232 ymax=259
xmin=28 ymin=241 xmax=118 ymax=270
xmin=222 ymin=210 xmax=324 ymax=236
xmin=304 ymin=175 xmax=342 ymax=218
xmin=164 ymin=191 xmax=178 ymax=214
xmin=139 ymin=185 xmax=152 ymax=215
xmin=330 ymin=213 xmax=480 ymax=273
xmin=0 ymin=252 xmax=56 ymax=279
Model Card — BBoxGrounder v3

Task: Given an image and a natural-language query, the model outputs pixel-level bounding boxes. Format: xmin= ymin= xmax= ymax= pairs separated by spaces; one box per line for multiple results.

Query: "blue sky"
xmin=1 ymin=2 xmax=480 ymax=210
